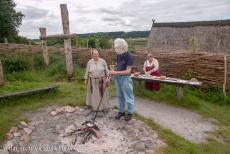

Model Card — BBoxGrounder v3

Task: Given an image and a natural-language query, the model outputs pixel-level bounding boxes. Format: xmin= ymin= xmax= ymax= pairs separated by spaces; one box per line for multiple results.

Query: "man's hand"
xmin=109 ymin=70 xmax=117 ymax=76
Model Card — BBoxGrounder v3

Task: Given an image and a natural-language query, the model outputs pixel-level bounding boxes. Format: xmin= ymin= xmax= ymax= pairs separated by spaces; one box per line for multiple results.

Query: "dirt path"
xmin=111 ymin=97 xmax=216 ymax=144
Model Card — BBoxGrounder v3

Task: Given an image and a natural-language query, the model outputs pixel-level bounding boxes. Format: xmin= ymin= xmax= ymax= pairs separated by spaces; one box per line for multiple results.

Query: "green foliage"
xmin=1 ymin=54 xmax=32 ymax=73
xmin=47 ymin=39 xmax=63 ymax=46
xmin=182 ymin=70 xmax=198 ymax=80
xmin=45 ymin=58 xmax=66 ymax=80
xmin=88 ymin=35 xmax=99 ymax=48
xmin=73 ymin=36 xmax=88 ymax=48
xmin=192 ymin=87 xmax=230 ymax=105
xmin=78 ymin=31 xmax=150 ymax=38
xmin=13 ymin=35 xmax=31 ymax=44
xmin=99 ymin=34 xmax=111 ymax=49
xmin=0 ymin=53 xmax=70 ymax=82
xmin=0 ymin=0 xmax=24 ymax=42
xmin=33 ymin=54 xmax=46 ymax=70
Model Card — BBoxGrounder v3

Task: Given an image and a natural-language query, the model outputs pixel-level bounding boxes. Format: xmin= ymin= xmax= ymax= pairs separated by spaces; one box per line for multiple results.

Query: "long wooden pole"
xmin=0 ymin=60 xmax=4 ymax=87
xmin=60 ymin=4 xmax=74 ymax=80
xmin=4 ymin=38 xmax=8 ymax=44
xmin=39 ymin=28 xmax=49 ymax=66
xmin=223 ymin=55 xmax=227 ymax=97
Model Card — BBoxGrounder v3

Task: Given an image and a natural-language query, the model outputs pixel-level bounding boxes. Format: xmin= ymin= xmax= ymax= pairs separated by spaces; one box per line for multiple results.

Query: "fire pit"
xmin=3 ymin=105 xmax=165 ymax=154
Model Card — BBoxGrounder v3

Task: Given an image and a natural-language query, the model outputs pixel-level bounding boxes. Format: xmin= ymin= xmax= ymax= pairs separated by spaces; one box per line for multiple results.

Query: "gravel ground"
xmin=2 ymin=105 xmax=165 ymax=154
xmin=112 ymin=97 xmax=217 ymax=143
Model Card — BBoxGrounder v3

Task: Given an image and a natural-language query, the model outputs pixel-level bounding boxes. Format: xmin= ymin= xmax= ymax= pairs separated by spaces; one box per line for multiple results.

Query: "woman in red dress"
xmin=143 ymin=54 xmax=160 ymax=91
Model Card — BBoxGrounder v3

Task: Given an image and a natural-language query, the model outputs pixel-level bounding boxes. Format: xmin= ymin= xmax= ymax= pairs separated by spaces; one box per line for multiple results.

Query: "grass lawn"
xmin=0 ymin=53 xmax=229 ymax=153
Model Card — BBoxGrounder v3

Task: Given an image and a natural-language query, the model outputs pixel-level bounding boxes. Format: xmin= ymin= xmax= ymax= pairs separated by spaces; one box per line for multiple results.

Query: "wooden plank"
xmin=223 ymin=55 xmax=227 ymax=96
xmin=40 ymin=33 xmax=76 ymax=40
xmin=131 ymin=75 xmax=202 ymax=87
xmin=4 ymin=38 xmax=8 ymax=44
xmin=60 ymin=4 xmax=74 ymax=80
xmin=39 ymin=28 xmax=49 ymax=66
xmin=0 ymin=60 xmax=4 ymax=87
xmin=0 ymin=86 xmax=58 ymax=100
xmin=176 ymin=86 xmax=183 ymax=100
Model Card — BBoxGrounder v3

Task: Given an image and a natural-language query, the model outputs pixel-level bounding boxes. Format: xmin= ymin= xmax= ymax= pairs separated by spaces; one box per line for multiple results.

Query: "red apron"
xmin=145 ymin=66 xmax=160 ymax=91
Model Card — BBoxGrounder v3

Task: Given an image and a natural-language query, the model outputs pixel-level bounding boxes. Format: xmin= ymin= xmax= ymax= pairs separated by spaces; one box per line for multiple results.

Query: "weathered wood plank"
xmin=176 ymin=86 xmax=183 ymax=100
xmin=40 ymin=33 xmax=76 ymax=40
xmin=132 ymin=75 xmax=201 ymax=100
xmin=39 ymin=28 xmax=49 ymax=66
xmin=131 ymin=75 xmax=202 ymax=87
xmin=0 ymin=60 xmax=4 ymax=87
xmin=0 ymin=86 xmax=58 ymax=100
xmin=4 ymin=38 xmax=8 ymax=44
xmin=60 ymin=4 xmax=74 ymax=80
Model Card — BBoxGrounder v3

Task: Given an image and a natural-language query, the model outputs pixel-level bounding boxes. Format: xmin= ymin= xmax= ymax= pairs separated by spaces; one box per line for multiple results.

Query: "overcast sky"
xmin=14 ymin=0 xmax=230 ymax=39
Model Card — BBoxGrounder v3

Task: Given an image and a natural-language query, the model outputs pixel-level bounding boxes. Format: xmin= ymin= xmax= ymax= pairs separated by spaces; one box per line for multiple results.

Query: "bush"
xmin=33 ymin=54 xmax=46 ymax=70
xmin=1 ymin=54 xmax=32 ymax=73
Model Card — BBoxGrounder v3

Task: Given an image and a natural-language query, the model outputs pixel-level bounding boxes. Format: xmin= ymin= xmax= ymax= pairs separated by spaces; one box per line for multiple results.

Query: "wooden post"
xmin=4 ymin=38 xmax=8 ymax=44
xmin=223 ymin=55 xmax=227 ymax=97
xmin=29 ymin=39 xmax=32 ymax=45
xmin=60 ymin=4 xmax=74 ymax=80
xmin=39 ymin=28 xmax=49 ymax=66
xmin=176 ymin=86 xmax=183 ymax=100
xmin=0 ymin=60 xmax=4 ymax=87
xmin=75 ymin=38 xmax=78 ymax=47
xmin=86 ymin=39 xmax=88 ymax=48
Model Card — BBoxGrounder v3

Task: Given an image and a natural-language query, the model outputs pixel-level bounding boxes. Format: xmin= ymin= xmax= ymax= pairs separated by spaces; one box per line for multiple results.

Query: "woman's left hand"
xmin=105 ymin=77 xmax=111 ymax=87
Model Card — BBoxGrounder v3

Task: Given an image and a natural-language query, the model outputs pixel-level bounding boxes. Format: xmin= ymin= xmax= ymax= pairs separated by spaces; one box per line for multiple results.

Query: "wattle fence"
xmin=0 ymin=43 xmax=229 ymax=88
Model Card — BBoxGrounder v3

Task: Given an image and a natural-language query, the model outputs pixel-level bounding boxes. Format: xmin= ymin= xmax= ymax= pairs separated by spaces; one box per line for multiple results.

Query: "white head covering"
xmin=114 ymin=38 xmax=128 ymax=55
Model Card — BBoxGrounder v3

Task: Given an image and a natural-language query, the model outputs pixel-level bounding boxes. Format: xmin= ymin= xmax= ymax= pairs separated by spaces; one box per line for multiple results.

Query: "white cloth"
xmin=143 ymin=58 xmax=159 ymax=72
xmin=84 ymin=58 xmax=111 ymax=111
xmin=84 ymin=58 xmax=109 ymax=79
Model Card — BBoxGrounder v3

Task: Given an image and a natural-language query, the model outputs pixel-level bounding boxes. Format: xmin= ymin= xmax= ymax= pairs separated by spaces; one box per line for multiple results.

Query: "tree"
xmin=88 ymin=35 xmax=99 ymax=48
xmin=0 ymin=0 xmax=24 ymax=42
xmin=99 ymin=34 xmax=111 ymax=49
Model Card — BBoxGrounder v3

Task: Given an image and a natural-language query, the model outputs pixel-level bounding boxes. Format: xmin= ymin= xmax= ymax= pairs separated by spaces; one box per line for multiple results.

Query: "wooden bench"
xmin=0 ymin=85 xmax=58 ymax=100
xmin=131 ymin=74 xmax=202 ymax=100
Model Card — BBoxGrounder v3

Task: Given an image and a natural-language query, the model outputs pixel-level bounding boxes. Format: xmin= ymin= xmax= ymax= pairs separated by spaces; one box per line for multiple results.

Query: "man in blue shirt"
xmin=109 ymin=38 xmax=135 ymax=121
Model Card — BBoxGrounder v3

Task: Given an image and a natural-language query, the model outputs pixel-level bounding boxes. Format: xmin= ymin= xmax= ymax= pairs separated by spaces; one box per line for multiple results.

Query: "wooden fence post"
xmin=60 ymin=4 xmax=74 ymax=80
xmin=4 ymin=38 xmax=8 ymax=44
xmin=223 ymin=55 xmax=227 ymax=97
xmin=39 ymin=28 xmax=49 ymax=66
xmin=29 ymin=39 xmax=32 ymax=45
xmin=0 ymin=60 xmax=4 ymax=87
xmin=86 ymin=39 xmax=88 ymax=48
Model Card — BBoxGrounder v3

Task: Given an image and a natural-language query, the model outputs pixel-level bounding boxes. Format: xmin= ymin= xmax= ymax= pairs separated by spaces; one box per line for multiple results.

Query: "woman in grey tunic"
xmin=84 ymin=49 xmax=111 ymax=111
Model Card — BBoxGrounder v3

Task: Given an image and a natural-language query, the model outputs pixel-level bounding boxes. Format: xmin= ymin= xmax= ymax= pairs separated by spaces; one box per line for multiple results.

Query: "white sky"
xmin=14 ymin=0 xmax=230 ymax=39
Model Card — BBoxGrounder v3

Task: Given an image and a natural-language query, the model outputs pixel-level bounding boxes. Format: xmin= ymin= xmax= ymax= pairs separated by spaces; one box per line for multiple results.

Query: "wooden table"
xmin=131 ymin=74 xmax=202 ymax=100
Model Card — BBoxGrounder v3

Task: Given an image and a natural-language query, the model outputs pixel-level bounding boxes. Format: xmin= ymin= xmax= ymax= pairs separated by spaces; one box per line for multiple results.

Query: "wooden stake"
xmin=60 ymin=4 xmax=74 ymax=80
xmin=39 ymin=28 xmax=49 ymax=66
xmin=29 ymin=39 xmax=32 ymax=45
xmin=4 ymin=38 xmax=8 ymax=44
xmin=223 ymin=55 xmax=227 ymax=97
xmin=87 ymin=39 xmax=88 ymax=48
xmin=0 ymin=60 xmax=4 ymax=87
xmin=176 ymin=86 xmax=183 ymax=100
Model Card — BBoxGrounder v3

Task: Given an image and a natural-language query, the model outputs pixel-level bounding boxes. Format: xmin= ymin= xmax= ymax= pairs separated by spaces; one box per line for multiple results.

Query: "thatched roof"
xmin=152 ymin=19 xmax=230 ymax=28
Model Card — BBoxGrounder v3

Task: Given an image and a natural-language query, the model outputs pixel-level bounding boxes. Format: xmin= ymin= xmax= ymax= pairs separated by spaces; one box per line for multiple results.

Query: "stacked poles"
xmin=39 ymin=4 xmax=75 ymax=81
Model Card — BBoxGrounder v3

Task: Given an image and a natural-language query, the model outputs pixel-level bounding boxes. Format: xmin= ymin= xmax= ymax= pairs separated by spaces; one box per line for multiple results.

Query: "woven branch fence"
xmin=0 ymin=43 xmax=229 ymax=88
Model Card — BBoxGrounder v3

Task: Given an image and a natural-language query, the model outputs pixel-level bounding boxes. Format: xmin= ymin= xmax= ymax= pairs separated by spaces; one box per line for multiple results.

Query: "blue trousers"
xmin=114 ymin=75 xmax=135 ymax=114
